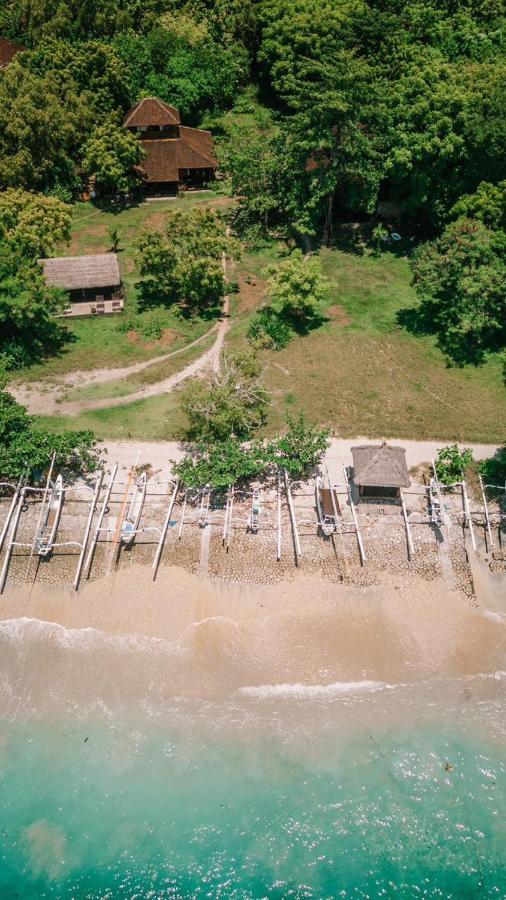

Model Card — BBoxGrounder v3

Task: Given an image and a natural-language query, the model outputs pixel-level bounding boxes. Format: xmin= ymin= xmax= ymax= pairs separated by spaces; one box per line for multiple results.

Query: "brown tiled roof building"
xmin=123 ymin=97 xmax=217 ymax=192
xmin=0 ymin=36 xmax=26 ymax=68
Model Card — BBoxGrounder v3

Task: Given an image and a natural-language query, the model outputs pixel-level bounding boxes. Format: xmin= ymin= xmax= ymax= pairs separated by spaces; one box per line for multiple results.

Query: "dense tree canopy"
xmin=409 ymin=217 xmax=506 ymax=364
xmin=0 ymin=377 xmax=99 ymax=480
xmin=136 ymin=208 xmax=238 ymax=314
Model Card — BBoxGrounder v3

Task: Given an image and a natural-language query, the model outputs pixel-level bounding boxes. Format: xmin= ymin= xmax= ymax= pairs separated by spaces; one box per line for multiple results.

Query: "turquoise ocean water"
xmin=0 ymin=618 xmax=505 ymax=898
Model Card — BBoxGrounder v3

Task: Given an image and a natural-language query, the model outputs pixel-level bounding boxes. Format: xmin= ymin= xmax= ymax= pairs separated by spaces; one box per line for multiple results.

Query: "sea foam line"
xmin=239 ymin=680 xmax=395 ymax=700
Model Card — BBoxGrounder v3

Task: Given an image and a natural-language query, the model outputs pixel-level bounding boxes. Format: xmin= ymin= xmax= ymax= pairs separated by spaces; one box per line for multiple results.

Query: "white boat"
xmin=121 ymin=473 xmax=147 ymax=545
xmin=248 ymin=489 xmax=261 ymax=533
xmin=315 ymin=476 xmax=340 ymax=536
xmin=36 ymin=474 xmax=64 ymax=557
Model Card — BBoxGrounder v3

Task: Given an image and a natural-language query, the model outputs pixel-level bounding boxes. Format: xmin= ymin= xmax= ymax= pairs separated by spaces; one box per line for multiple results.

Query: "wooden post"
xmin=178 ymin=492 xmax=187 ymax=540
xmin=152 ymin=479 xmax=179 ymax=581
xmin=400 ymin=488 xmax=415 ymax=560
xmin=0 ymin=488 xmax=26 ymax=594
xmin=461 ymin=480 xmax=477 ymax=553
xmin=479 ymin=474 xmax=493 ymax=551
xmin=284 ymin=469 xmax=301 ymax=563
xmin=276 ymin=471 xmax=282 ymax=561
xmin=343 ymin=465 xmax=366 ymax=565
xmin=73 ymin=472 xmax=104 ymax=591
xmin=84 ymin=464 xmax=118 ymax=577
xmin=0 ymin=480 xmax=22 ymax=555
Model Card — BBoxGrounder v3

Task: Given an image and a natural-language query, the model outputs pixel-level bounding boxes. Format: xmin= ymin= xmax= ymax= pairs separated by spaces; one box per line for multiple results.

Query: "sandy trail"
xmin=99 ymin=437 xmax=501 ymax=480
xmin=9 ymin=326 xmax=218 ymax=416
xmin=9 ymin=249 xmax=232 ymax=417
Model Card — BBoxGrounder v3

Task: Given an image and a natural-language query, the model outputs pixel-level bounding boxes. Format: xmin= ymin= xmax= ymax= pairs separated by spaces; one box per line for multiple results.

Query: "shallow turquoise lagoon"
xmin=1 ymin=699 xmax=505 ymax=898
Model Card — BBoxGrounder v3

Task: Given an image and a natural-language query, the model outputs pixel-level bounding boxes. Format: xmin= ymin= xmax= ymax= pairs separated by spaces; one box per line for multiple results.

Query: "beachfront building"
xmin=123 ymin=97 xmax=217 ymax=195
xmin=39 ymin=254 xmax=123 ymax=317
xmin=0 ymin=36 xmax=26 ymax=69
xmin=351 ymin=441 xmax=410 ymax=500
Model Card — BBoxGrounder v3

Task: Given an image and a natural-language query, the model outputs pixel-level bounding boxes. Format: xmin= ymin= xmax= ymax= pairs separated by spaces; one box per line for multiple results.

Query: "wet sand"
xmin=1 ymin=566 xmax=505 ymax=688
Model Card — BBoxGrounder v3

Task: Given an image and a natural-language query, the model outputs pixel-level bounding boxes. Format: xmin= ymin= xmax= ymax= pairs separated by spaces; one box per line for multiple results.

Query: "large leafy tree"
xmin=0 ymin=377 xmax=99 ymax=481
xmin=83 ymin=123 xmax=145 ymax=194
xmin=114 ymin=21 xmax=248 ymax=125
xmin=136 ymin=208 xmax=239 ymax=315
xmin=0 ymin=189 xmax=71 ymax=259
xmin=180 ymin=348 xmax=270 ymax=442
xmin=267 ymin=251 xmax=328 ymax=332
xmin=0 ymin=41 xmax=130 ymax=193
xmin=409 ymin=217 xmax=506 ymax=364
xmin=0 ymin=248 xmax=66 ymax=369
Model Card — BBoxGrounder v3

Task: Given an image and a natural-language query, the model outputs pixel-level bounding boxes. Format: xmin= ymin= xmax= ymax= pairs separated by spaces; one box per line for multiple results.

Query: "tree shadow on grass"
xmin=396 ymin=302 xmax=490 ymax=367
xmin=135 ymin=279 xmax=223 ymax=321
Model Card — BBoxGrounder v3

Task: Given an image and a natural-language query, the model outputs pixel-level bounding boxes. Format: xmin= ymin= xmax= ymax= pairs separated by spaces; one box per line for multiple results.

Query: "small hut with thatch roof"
xmin=39 ymin=254 xmax=123 ymax=317
xmin=351 ymin=441 xmax=410 ymax=499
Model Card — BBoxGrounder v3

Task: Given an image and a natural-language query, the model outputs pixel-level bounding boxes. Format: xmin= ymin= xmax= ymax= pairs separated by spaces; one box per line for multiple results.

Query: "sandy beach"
xmin=2 ymin=566 xmax=505 ymax=695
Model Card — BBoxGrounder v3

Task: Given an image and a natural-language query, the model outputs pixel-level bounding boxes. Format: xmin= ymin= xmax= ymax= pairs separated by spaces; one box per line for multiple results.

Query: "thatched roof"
xmin=40 ymin=254 xmax=121 ymax=290
xmin=0 ymin=36 xmax=26 ymax=67
xmin=139 ymin=127 xmax=217 ymax=183
xmin=123 ymin=97 xmax=181 ymax=128
xmin=351 ymin=441 xmax=410 ymax=488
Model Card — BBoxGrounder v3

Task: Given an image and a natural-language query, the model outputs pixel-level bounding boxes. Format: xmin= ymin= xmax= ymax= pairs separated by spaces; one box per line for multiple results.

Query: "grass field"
xmin=14 ymin=190 xmax=230 ymax=382
xmin=36 ymin=239 xmax=505 ymax=444
xmin=258 ymin=248 xmax=505 ymax=443
xmin=39 ymin=392 xmax=185 ymax=442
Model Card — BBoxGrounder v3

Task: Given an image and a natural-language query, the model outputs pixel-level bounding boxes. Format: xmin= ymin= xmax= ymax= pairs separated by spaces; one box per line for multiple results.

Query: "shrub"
xmin=248 ymin=307 xmax=293 ymax=349
xmin=435 ymin=444 xmax=474 ymax=485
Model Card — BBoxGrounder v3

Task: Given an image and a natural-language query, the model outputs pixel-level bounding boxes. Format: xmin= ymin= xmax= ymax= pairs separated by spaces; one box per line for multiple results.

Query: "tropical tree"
xmin=83 ymin=123 xmax=145 ymax=194
xmin=435 ymin=445 xmax=473 ymax=486
xmin=180 ymin=348 xmax=270 ymax=441
xmin=269 ymin=412 xmax=330 ymax=477
xmin=0 ymin=250 xmax=67 ymax=369
xmin=136 ymin=209 xmax=239 ymax=314
xmin=0 ymin=376 xmax=99 ymax=481
xmin=267 ymin=250 xmax=328 ymax=332
xmin=410 ymin=218 xmax=506 ymax=363
xmin=0 ymin=189 xmax=71 ymax=259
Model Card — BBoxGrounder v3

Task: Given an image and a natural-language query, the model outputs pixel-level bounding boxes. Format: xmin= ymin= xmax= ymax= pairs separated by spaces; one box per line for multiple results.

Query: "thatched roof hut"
xmin=40 ymin=254 xmax=121 ymax=291
xmin=351 ymin=441 xmax=410 ymax=498
xmin=39 ymin=254 xmax=123 ymax=317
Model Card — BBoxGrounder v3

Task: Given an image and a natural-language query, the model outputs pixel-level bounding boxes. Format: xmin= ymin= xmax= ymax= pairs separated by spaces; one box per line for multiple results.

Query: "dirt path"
xmin=60 ymin=298 xmax=229 ymax=415
xmin=9 ymin=247 xmax=232 ymax=418
xmin=9 ymin=325 xmax=219 ymax=416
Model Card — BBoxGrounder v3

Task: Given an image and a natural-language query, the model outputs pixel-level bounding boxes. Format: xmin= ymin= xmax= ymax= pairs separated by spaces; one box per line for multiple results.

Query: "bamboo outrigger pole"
xmin=152 ymin=478 xmax=179 ymax=581
xmin=342 ymin=464 xmax=366 ymax=565
xmin=84 ymin=463 xmax=118 ymax=577
xmin=73 ymin=471 xmax=104 ymax=591
xmin=479 ymin=473 xmax=493 ymax=551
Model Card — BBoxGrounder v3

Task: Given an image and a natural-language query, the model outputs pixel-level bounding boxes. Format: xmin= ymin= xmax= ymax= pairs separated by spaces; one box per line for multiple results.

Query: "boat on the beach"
xmin=315 ymin=476 xmax=341 ymax=536
xmin=121 ymin=473 xmax=147 ymax=545
xmin=35 ymin=474 xmax=64 ymax=557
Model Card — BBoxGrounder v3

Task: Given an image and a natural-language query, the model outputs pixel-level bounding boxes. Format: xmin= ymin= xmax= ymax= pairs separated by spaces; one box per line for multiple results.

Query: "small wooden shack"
xmin=123 ymin=97 xmax=217 ymax=195
xmin=0 ymin=36 xmax=26 ymax=69
xmin=39 ymin=254 xmax=123 ymax=317
xmin=351 ymin=441 xmax=410 ymax=499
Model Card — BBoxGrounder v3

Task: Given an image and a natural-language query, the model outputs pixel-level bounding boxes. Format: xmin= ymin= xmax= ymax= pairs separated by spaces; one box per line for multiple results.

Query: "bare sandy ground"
xmin=2 ymin=566 xmax=505 ymax=688
xmin=99 ymin=437 xmax=501 ymax=481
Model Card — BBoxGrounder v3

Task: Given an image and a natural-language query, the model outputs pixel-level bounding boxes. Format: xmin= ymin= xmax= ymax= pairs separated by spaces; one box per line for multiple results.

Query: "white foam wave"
xmin=239 ymin=680 xmax=394 ymax=700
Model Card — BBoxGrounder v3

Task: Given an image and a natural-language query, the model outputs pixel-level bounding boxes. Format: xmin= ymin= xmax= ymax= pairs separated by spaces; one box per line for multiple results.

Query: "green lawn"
xmin=36 ymin=240 xmax=505 ymax=444
xmin=258 ymin=247 xmax=506 ymax=443
xmin=14 ymin=190 xmax=231 ymax=382
xmin=39 ymin=392 xmax=185 ymax=442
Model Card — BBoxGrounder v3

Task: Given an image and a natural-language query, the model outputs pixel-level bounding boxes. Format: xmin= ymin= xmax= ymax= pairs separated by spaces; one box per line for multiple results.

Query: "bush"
xmin=248 ymin=307 xmax=293 ymax=349
xmin=479 ymin=447 xmax=506 ymax=488
xmin=435 ymin=444 xmax=474 ymax=485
